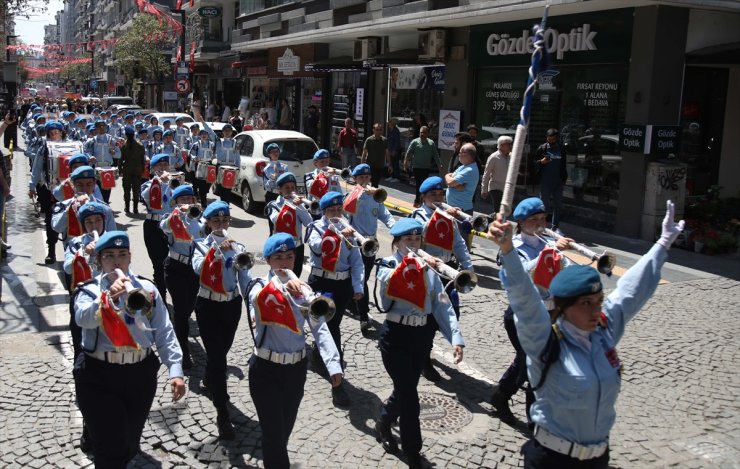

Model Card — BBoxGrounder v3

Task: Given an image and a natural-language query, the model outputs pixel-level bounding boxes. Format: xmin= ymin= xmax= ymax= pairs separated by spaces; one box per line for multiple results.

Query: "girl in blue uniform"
xmin=487 ymin=201 xmax=684 ymax=468
xmin=265 ymin=172 xmax=312 ymax=275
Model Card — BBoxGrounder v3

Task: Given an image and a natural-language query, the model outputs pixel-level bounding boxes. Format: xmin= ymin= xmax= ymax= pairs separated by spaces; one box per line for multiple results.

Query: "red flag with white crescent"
xmin=532 ymin=246 xmax=563 ymax=290
xmin=149 ymin=177 xmax=162 ymax=210
xmin=168 ymin=209 xmax=193 ymax=242
xmin=343 ymin=184 xmax=363 ymax=215
xmin=221 ymin=168 xmax=236 ymax=188
xmin=100 ymin=169 xmax=116 ymax=189
xmin=61 ymin=179 xmax=75 ymax=200
xmin=67 ymin=204 xmax=84 ymax=238
xmin=58 ymin=155 xmax=72 ymax=180
xmin=309 ymin=171 xmax=329 ymax=199
xmin=255 ymin=278 xmax=300 ymax=334
xmin=385 ymin=256 xmax=427 ymax=310
xmin=206 ymin=165 xmax=217 ymax=183
xmin=200 ymin=246 xmax=226 ymax=294
xmin=98 ymin=290 xmax=140 ymax=349
xmin=71 ymin=251 xmax=93 ymax=288
xmin=275 ymin=203 xmax=298 ymax=237
xmin=320 ymin=228 xmax=341 ymax=272
xmin=423 ymin=210 xmax=454 ymax=252
xmin=142 ymin=161 xmax=150 ymax=179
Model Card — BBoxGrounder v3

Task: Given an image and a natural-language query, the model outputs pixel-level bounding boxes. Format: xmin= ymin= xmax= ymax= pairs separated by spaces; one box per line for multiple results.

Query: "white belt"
xmin=87 ymin=348 xmax=152 ymax=365
xmin=254 ymin=347 xmax=306 ymax=365
xmin=146 ymin=213 xmax=164 ymax=221
xmin=534 ymin=426 xmax=608 ymax=461
xmin=168 ymin=251 xmax=190 ymax=264
xmin=198 ymin=286 xmax=240 ymax=302
xmin=311 ymin=267 xmax=350 ymax=280
xmin=386 ymin=313 xmax=428 ymax=327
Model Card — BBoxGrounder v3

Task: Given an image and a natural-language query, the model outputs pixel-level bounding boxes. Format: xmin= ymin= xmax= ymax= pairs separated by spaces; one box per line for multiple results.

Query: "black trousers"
xmin=499 ymin=306 xmax=536 ymax=419
xmin=249 ymin=356 xmax=307 ymax=469
xmin=307 ymin=276 xmax=352 ymax=362
xmin=37 ymin=184 xmax=58 ymax=252
xmin=292 ymin=244 xmax=305 ymax=278
xmin=122 ymin=174 xmax=141 ymax=210
xmin=194 ymin=179 xmax=211 ymax=207
xmin=195 ymin=295 xmax=242 ymax=407
xmin=214 ymin=183 xmax=231 ymax=204
xmin=351 ymin=253 xmax=375 ymax=322
xmin=412 ymin=168 xmax=430 ymax=204
xmin=370 ymin=166 xmax=385 ymax=188
xmin=68 ymin=286 xmax=82 ymax=360
xmin=522 ymin=439 xmax=609 ymax=469
xmin=143 ymin=220 xmax=168 ymax=302
xmin=74 ymin=353 xmax=159 ymax=469
xmin=164 ymin=257 xmax=199 ymax=357
xmin=96 ymin=180 xmax=111 ymax=204
xmin=379 ymin=320 xmax=436 ymax=455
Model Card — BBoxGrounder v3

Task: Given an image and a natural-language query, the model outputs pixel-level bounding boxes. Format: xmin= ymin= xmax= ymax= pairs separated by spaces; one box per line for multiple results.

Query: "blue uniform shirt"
xmin=410 ymin=204 xmax=473 ymax=270
xmin=174 ymin=127 xmax=191 ymax=150
xmin=262 ymin=161 xmax=289 ymax=193
xmin=445 ymin=162 xmax=479 ymax=211
xmin=84 ymin=134 xmax=121 ymax=167
xmin=347 ymin=192 xmax=395 ymax=237
xmin=305 ymin=168 xmax=343 ymax=199
xmin=140 ymin=179 xmax=173 ymax=216
xmin=108 ymin=122 xmax=124 ymax=139
xmin=266 ymin=195 xmax=313 ymax=245
xmin=189 ymin=139 xmax=215 ymax=164
xmin=202 ymin=122 xmax=240 ymax=166
xmin=63 ymin=232 xmax=99 ymax=276
xmin=74 ymin=269 xmax=184 ymax=379
xmin=191 ymin=235 xmax=253 ymax=297
xmin=305 ymin=218 xmax=364 ymax=294
xmin=52 ymin=177 xmax=103 ymax=202
xmin=154 ymin=142 xmax=185 ymax=169
xmin=51 ymin=197 xmax=116 ymax=245
xmin=500 ymin=243 xmax=667 ymax=445
xmin=159 ymin=210 xmax=203 ymax=258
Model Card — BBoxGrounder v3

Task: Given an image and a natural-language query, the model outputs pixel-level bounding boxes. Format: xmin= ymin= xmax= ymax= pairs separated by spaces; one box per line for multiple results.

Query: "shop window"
xmin=389 ymin=66 xmax=445 ymax=150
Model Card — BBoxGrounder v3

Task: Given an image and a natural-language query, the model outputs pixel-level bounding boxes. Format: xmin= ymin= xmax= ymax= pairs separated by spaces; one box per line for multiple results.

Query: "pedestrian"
xmin=374 ymin=218 xmax=464 ymax=469
xmin=487 ymin=200 xmax=684 ymax=469
xmin=464 ymin=124 xmax=485 ymax=174
xmin=73 ymin=230 xmax=186 ymax=468
xmin=447 ymin=131 xmax=474 ymax=174
xmin=247 ymin=232 xmax=343 ymax=469
xmin=481 ymin=135 xmax=513 ymax=215
xmin=191 ymin=201 xmax=252 ymax=440
xmin=278 ymin=98 xmax=292 ymax=130
xmin=535 ymin=128 xmax=568 ymax=232
xmin=444 ymin=143 xmax=479 ymax=216
xmin=361 ymin=123 xmax=390 ymax=187
xmin=404 ymin=126 xmax=442 ymax=208
xmin=265 ymin=172 xmax=312 ymax=276
xmin=205 ymin=101 xmax=216 ymax=121
xmin=386 ymin=118 xmax=402 ymax=182
xmin=230 ymin=110 xmax=242 ymax=132
xmin=304 ymin=105 xmax=319 ymax=143
xmin=410 ymin=113 xmax=427 ymax=140
xmin=336 ymin=118 xmax=357 ymax=169
xmin=119 ymin=126 xmax=146 ymax=214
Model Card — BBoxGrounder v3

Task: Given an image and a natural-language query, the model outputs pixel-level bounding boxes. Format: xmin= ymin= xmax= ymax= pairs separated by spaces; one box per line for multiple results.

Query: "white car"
xmin=227 ymin=130 xmax=319 ymax=213
xmin=184 ymin=121 xmax=228 ymax=138
xmin=150 ymin=112 xmax=194 ymax=125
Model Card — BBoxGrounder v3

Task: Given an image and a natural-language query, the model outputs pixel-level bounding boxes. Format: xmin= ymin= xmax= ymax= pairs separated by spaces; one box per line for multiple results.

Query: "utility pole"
xmin=171 ymin=8 xmax=187 ymax=111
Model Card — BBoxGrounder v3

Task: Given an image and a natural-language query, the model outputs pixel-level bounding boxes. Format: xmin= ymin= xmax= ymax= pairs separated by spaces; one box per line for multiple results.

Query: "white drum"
xmin=216 ymin=165 xmax=238 ymax=189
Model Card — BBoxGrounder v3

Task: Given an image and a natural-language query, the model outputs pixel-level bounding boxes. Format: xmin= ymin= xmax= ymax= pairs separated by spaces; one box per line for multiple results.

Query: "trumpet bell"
xmin=125 ymin=288 xmax=153 ymax=316
xmin=455 ymin=271 xmax=478 ymax=294
xmin=306 ymin=296 xmax=336 ymax=322
xmin=361 ymin=239 xmax=379 ymax=257
xmin=235 ymin=252 xmax=255 ymax=270
xmin=471 ymin=215 xmax=490 ymax=232
xmin=596 ymin=253 xmax=616 ymax=275
xmin=188 ymin=204 xmax=202 ymax=219
xmin=371 ymin=188 xmax=387 ymax=203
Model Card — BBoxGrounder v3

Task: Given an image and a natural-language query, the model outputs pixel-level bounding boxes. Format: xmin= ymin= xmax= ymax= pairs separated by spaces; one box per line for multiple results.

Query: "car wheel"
xmin=241 ymin=182 xmax=259 ymax=214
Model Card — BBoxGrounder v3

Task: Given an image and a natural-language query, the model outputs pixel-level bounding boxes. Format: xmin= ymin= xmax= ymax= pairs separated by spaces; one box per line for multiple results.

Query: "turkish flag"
xmin=200 ymin=246 xmax=226 ymax=294
xmin=149 ymin=177 xmax=162 ymax=210
xmin=71 ymin=251 xmax=93 ymax=288
xmin=206 ymin=165 xmax=217 ymax=183
xmin=275 ymin=203 xmax=298 ymax=237
xmin=67 ymin=204 xmax=84 ymax=238
xmin=61 ymin=179 xmax=75 ymax=200
xmin=320 ymin=228 xmax=341 ymax=272
xmin=423 ymin=210 xmax=454 ymax=252
xmin=99 ymin=291 xmax=140 ymax=350
xmin=255 ymin=278 xmax=300 ymax=334
xmin=343 ymin=185 xmax=363 ymax=215
xmin=168 ymin=209 xmax=193 ymax=242
xmin=58 ymin=155 xmax=72 ymax=180
xmin=385 ymin=256 xmax=427 ymax=310
xmin=221 ymin=168 xmax=236 ymax=188
xmin=309 ymin=171 xmax=329 ymax=199
xmin=532 ymin=246 xmax=563 ymax=290
xmin=99 ymin=169 xmax=116 ymax=189
xmin=142 ymin=161 xmax=150 ymax=179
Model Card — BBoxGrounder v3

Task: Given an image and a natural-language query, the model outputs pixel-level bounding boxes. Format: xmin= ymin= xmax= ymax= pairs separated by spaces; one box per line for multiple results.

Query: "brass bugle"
xmin=407 ymin=247 xmax=478 ymax=294
xmin=213 ymin=230 xmax=254 ymax=271
xmin=289 ymin=192 xmax=320 ymax=215
xmin=383 ymin=201 xmax=413 ymax=215
xmin=187 ymin=204 xmax=202 ymax=219
xmin=274 ymin=268 xmax=336 ymax=321
xmin=543 ymin=228 xmax=616 ymax=275
xmin=326 ymin=166 xmax=352 ymax=180
xmin=329 ymin=216 xmax=379 ymax=257
xmin=434 ymin=202 xmax=490 ymax=232
xmin=169 ymin=171 xmax=185 ymax=188
xmin=113 ymin=268 xmax=153 ymax=316
xmin=364 ymin=185 xmax=387 ymax=203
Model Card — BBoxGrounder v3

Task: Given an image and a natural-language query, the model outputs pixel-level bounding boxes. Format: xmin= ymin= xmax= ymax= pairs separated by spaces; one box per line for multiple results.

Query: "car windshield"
xmin=160 ymin=115 xmax=194 ymax=123
xmin=266 ymin=139 xmax=318 ymax=161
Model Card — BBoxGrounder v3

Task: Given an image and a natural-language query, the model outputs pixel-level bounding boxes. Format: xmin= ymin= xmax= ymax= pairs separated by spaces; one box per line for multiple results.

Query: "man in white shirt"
xmin=481 ymin=135 xmax=513 ymax=215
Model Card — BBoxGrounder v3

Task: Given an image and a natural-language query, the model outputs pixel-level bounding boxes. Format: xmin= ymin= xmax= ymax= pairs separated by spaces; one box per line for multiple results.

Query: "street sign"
xmin=175 ymin=78 xmax=191 ymax=94
xmin=198 ymin=6 xmax=221 ymax=17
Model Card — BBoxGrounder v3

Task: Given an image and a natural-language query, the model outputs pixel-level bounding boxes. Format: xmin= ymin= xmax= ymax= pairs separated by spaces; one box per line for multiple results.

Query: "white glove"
xmin=656 ymin=200 xmax=685 ymax=250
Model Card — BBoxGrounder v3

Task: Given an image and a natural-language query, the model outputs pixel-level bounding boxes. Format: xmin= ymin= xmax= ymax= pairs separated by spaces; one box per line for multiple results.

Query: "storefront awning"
xmin=305 ymin=56 xmax=364 ymax=72
xmin=686 ymin=42 xmax=740 ymax=64
xmin=367 ymin=49 xmax=437 ymax=67
xmin=231 ymin=57 xmax=268 ymax=69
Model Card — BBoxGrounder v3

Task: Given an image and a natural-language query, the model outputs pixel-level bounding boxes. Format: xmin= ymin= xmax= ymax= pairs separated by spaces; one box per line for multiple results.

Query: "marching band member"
xmin=203 ymin=121 xmax=239 ymax=205
xmin=107 ymin=112 xmax=124 ymax=140
xmin=52 ymin=152 xmax=103 ymax=203
xmin=343 ymin=164 xmax=395 ymax=332
xmin=262 ymin=143 xmax=288 ymax=233
xmin=140 ymin=153 xmax=176 ymax=303
xmin=148 ymin=116 xmax=162 ymax=136
xmin=487 ymin=201 xmax=684 ymax=468
xmin=247 ymin=233 xmax=343 ymax=468
xmin=189 ymin=127 xmax=216 ymax=207
xmin=160 ymin=184 xmax=203 ymax=370
xmin=173 ymin=117 xmax=192 ymax=151
xmin=374 ymin=218 xmax=464 ymax=468
xmin=191 ymin=201 xmax=252 ymax=439
xmin=305 ymin=191 xmax=363 ymax=408
xmin=150 ymin=128 xmax=164 ymax=156
xmin=119 ymin=126 xmax=146 ymax=215
xmin=409 ymin=176 xmax=473 ymax=382
xmin=138 ymin=127 xmax=153 ymax=158
xmin=304 ymin=149 xmax=343 ymax=221
xmin=265 ymin=172 xmax=312 ymax=276
xmin=155 ymin=129 xmax=185 ymax=172
xmin=85 ymin=121 xmax=121 ymax=203
xmin=73 ymin=230 xmax=186 ymax=468
xmin=71 ymin=117 xmax=90 ymax=141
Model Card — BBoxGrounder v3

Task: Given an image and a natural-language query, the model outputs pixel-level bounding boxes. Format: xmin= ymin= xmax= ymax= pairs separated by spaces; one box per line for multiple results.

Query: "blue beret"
xmin=222 ymin=124 xmax=234 ymax=132
xmin=95 ymin=120 xmax=107 ymax=127
xmin=203 ymin=200 xmax=230 ymax=219
xmin=190 ymin=123 xmax=200 ymax=130
xmin=265 ymin=143 xmax=280 ymax=154
xmin=68 ymin=153 xmax=90 ymax=167
xmin=175 ymin=116 xmax=184 ymax=122
xmin=352 ymin=164 xmax=371 ymax=177
xmin=92 ymin=107 xmax=100 ymax=113
xmin=138 ymin=128 xmax=148 ymax=135
xmin=319 ymin=191 xmax=343 ymax=210
xmin=134 ymin=111 xmax=142 ymax=115
xmin=150 ymin=116 xmax=159 ymax=122
xmin=276 ymin=172 xmax=296 ymax=187
xmin=313 ymin=149 xmax=330 ymax=160
xmin=513 ymin=197 xmax=546 ymax=221
xmin=419 ymin=176 xmax=445 ymax=194
xmin=549 ymin=265 xmax=603 ymax=299
xmin=199 ymin=127 xmax=209 ymax=135
xmin=62 ymin=111 xmax=70 ymax=117
xmin=150 ymin=153 xmax=169 ymax=168
xmin=85 ymin=124 xmax=96 ymax=132
xmin=162 ymin=129 xmax=174 ymax=138
xmin=162 ymin=119 xmax=172 ymax=125
xmin=171 ymin=184 xmax=194 ymax=201
xmin=151 ymin=127 xmax=163 ymax=135
xmin=95 ymin=230 xmax=129 ymax=253
xmin=32 ymin=113 xmax=42 ymax=120
xmin=109 ymin=113 xmax=118 ymax=118
xmin=125 ymin=113 xmax=134 ymax=120
xmin=70 ymin=165 xmax=95 ymax=181
xmin=31 ymin=104 xmax=40 ymax=109
xmin=77 ymin=201 xmax=107 ymax=222
xmin=390 ymin=218 xmax=423 ymax=237
xmin=45 ymin=120 xmax=64 ymax=131
xmin=144 ymin=114 xmax=153 ymax=120
xmin=263 ymin=233 xmax=296 ymax=258
xmin=124 ymin=125 xmax=135 ymax=136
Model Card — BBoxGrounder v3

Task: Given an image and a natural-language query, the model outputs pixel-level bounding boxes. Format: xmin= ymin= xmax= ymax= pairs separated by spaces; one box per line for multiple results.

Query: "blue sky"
xmin=14 ymin=0 xmax=65 ymax=46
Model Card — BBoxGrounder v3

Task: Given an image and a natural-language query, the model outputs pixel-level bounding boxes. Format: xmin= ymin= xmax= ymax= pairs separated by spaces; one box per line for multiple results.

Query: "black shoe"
xmin=44 ymin=253 xmax=56 ymax=265
xmin=360 ymin=321 xmax=371 ymax=333
xmin=124 ymin=205 xmax=130 ymax=214
xmin=216 ymin=409 xmax=235 ymax=440
xmin=331 ymin=384 xmax=350 ymax=408
xmin=490 ymin=384 xmax=516 ymax=422
xmin=406 ymin=452 xmax=423 ymax=469
xmin=422 ymin=362 xmax=442 ymax=382
xmin=79 ymin=423 xmax=93 ymax=453
xmin=133 ymin=205 xmax=139 ymax=214
xmin=374 ymin=417 xmax=398 ymax=453
xmin=182 ymin=354 xmax=193 ymax=371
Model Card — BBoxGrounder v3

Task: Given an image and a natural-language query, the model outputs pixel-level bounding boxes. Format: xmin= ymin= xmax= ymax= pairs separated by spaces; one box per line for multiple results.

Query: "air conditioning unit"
xmin=418 ymin=29 xmax=446 ymax=60
xmin=353 ymin=37 xmax=380 ymax=61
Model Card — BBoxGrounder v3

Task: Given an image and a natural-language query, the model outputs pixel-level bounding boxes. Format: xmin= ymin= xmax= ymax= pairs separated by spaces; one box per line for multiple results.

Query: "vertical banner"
xmin=437 ymin=110 xmax=461 ymax=151
xmin=355 ymin=88 xmax=364 ymax=120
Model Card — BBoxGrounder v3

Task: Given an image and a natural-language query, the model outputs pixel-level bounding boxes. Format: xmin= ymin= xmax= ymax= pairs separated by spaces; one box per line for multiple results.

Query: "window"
xmin=238 ymin=135 xmax=254 ymax=156
xmin=264 ymin=140 xmax=319 ymax=161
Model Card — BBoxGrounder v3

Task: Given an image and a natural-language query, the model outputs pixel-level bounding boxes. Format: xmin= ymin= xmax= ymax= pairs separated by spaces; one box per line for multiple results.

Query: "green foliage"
xmin=60 ymin=62 xmax=93 ymax=84
xmin=115 ymin=14 xmax=174 ymax=81
xmin=3 ymin=0 xmax=47 ymax=19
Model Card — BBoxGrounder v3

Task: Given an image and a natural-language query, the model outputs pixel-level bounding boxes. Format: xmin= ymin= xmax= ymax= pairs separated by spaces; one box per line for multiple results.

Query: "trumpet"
xmin=543 ymin=228 xmax=616 ymax=275
xmin=273 ymin=268 xmax=336 ymax=321
xmin=214 ymin=230 xmax=254 ymax=271
xmin=325 ymin=166 xmax=352 ymax=180
xmin=169 ymin=171 xmax=185 ymax=188
xmin=362 ymin=185 xmax=387 ymax=203
xmin=113 ymin=268 xmax=153 ymax=317
xmin=178 ymin=203 xmax=202 ymax=219
xmin=433 ymin=202 xmax=490 ymax=232
xmin=404 ymin=247 xmax=478 ymax=294
xmin=329 ymin=216 xmax=379 ymax=257
xmin=288 ymin=192 xmax=321 ymax=215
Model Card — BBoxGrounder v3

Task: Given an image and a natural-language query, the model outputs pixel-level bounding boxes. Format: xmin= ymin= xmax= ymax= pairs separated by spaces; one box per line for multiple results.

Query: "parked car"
xmin=567 ymin=134 xmax=621 ymax=204
xmin=228 ymin=130 xmax=319 ymax=213
xmin=184 ymin=121 xmax=227 ymax=138
xmin=111 ymin=104 xmax=143 ymax=113
xmin=150 ymin=112 xmax=194 ymax=124
xmin=101 ymin=96 xmax=134 ymax=109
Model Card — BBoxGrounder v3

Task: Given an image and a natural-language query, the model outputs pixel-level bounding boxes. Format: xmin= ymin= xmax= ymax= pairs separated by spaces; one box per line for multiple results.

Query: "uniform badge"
xmin=279 ymin=243 xmax=288 ymax=252
xmin=114 ymin=238 xmax=123 ymax=246
xmin=372 ymin=207 xmax=379 ymax=216
xmin=591 ymin=282 xmax=601 ymax=292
